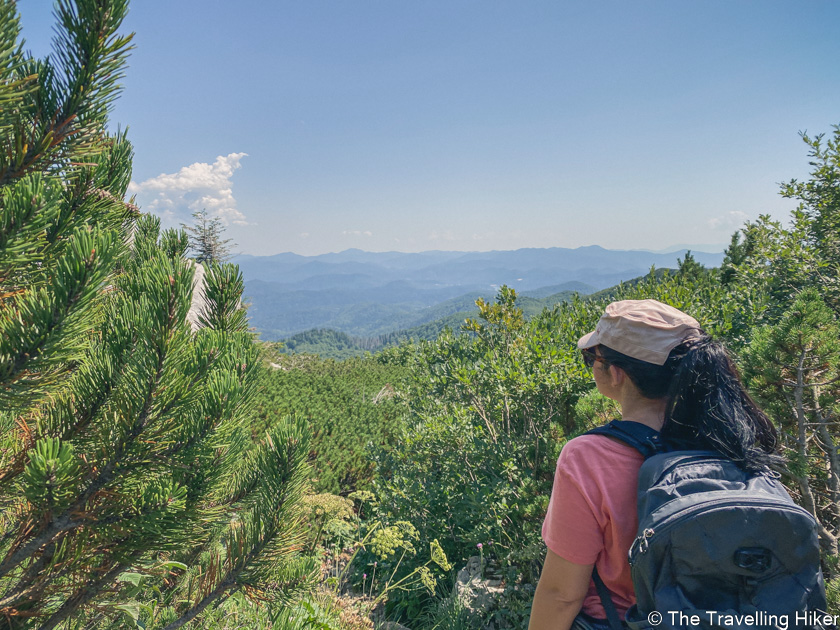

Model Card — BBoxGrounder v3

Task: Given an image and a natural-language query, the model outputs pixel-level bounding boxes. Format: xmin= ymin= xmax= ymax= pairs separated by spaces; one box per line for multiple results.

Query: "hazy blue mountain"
xmin=521 ymin=282 xmax=596 ymax=298
xmin=236 ymin=246 xmax=724 ymax=340
xmin=644 ymin=243 xmax=727 ymax=254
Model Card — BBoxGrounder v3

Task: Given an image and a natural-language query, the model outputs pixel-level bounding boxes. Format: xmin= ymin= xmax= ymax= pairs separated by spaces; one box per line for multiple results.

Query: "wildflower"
xmin=430 ymin=539 xmax=452 ymax=571
xmin=363 ymin=573 xmax=367 ymax=579
xmin=419 ymin=566 xmax=436 ymax=594
xmin=477 ymin=543 xmax=483 ymax=549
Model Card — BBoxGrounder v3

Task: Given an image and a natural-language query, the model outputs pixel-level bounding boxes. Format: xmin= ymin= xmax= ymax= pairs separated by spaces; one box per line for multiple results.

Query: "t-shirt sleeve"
xmin=541 ymin=441 xmax=605 ymax=565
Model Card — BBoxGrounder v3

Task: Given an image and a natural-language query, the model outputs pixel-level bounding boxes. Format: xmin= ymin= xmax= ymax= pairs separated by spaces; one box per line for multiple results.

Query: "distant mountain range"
xmin=234 ymin=246 xmax=725 ymax=340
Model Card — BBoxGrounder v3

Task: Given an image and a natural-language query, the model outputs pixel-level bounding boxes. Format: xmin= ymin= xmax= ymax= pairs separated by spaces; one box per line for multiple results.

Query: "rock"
xmin=453 ymin=555 xmax=504 ymax=616
xmin=186 ymin=259 xmax=207 ymax=332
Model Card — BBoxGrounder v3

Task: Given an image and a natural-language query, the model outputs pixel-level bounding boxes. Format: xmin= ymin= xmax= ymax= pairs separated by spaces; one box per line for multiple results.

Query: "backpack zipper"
xmin=649 ymin=453 xmax=781 ymax=487
xmin=628 ymin=495 xmax=815 ymax=566
xmin=648 ymin=453 xmax=728 ymax=486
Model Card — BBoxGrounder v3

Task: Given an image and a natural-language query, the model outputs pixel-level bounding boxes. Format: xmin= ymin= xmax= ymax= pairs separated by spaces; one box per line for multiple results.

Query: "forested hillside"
xmin=252 ymin=353 xmax=409 ymax=494
xmin=275 ymin=288 xmax=592 ymax=359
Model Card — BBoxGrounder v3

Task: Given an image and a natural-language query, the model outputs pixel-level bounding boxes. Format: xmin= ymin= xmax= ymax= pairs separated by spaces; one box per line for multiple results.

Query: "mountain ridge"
xmin=236 ymin=246 xmax=724 ymax=339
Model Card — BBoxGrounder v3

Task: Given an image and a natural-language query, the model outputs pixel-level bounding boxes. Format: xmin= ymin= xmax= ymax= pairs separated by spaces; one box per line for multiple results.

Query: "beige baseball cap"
xmin=577 ymin=299 xmax=701 ymax=366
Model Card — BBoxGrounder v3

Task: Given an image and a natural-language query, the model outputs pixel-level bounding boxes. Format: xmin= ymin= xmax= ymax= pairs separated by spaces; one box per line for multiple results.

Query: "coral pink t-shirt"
xmin=541 ymin=434 xmax=644 ymax=619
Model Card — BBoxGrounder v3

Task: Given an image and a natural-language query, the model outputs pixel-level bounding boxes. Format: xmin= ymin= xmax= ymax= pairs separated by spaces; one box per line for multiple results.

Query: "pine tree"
xmin=182 ymin=208 xmax=236 ymax=264
xmin=676 ymin=250 xmax=705 ymax=282
xmin=0 ymin=2 xmax=314 ymax=627
xmin=742 ymin=289 xmax=840 ymax=559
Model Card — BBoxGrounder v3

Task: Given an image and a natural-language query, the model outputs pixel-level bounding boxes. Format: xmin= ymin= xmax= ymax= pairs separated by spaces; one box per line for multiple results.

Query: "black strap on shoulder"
xmin=584 ymin=419 xmax=664 ymax=459
xmin=592 ymin=567 xmax=625 ymax=630
xmin=586 ymin=420 xmax=660 ymax=629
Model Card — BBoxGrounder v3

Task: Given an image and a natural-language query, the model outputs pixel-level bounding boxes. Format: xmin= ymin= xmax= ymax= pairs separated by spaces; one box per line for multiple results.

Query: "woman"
xmin=528 ymin=299 xmax=780 ymax=630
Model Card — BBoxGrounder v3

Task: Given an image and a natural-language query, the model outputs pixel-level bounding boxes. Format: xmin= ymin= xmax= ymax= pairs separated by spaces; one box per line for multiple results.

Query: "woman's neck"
xmin=619 ymin=394 xmax=667 ymax=431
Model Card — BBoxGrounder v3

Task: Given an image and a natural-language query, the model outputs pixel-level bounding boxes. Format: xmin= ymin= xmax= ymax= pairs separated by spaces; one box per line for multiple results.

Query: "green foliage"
xmin=3 ymin=8 xmax=834 ymax=626
xmin=572 ymin=388 xmax=621 ymax=430
xmin=182 ymin=208 xmax=236 ymax=265
xmin=350 ymin=527 xmax=453 ymax=621
xmin=279 ymin=328 xmax=411 ymax=360
xmin=826 ymin=566 xmax=840 ymax=617
xmin=372 ymin=288 xmax=585 ymax=624
xmin=369 ymin=521 xmax=419 ymax=559
xmin=742 ymin=289 xmax=840 ymax=424
xmin=720 ymin=130 xmax=840 ymax=343
xmin=164 ymin=590 xmax=368 ymax=630
xmin=371 ymin=264 xmax=739 ymax=626
xmin=0 ymin=3 xmax=316 ymax=627
xmin=779 ymin=127 xmax=840 ymax=307
xmin=303 ymin=493 xmax=356 ymax=551
xmin=21 ymin=437 xmax=83 ymax=511
xmin=676 ymin=250 xmax=705 ymax=282
xmin=270 ymin=291 xmax=588 ymax=361
xmin=198 ymin=261 xmax=250 ymax=332
xmin=741 ymin=289 xmax=840 ymax=555
xmin=719 ymin=127 xmax=840 ymax=566
xmin=251 ymin=355 xmax=409 ymax=494
xmin=419 ymin=592 xmax=485 ymax=630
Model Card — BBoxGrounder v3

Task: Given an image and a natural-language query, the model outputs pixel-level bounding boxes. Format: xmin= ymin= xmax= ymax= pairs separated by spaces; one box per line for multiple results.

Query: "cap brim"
xmin=577 ymin=330 xmax=598 ymax=350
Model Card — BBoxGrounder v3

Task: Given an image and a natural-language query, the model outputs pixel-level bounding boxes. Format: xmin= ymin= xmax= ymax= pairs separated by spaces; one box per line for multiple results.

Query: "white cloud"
xmin=428 ymin=230 xmax=455 ymax=242
xmin=342 ymin=230 xmax=372 ymax=237
xmin=708 ymin=210 xmax=749 ymax=230
xmin=128 ymin=153 xmax=249 ymax=226
xmin=300 ymin=232 xmax=311 ymax=239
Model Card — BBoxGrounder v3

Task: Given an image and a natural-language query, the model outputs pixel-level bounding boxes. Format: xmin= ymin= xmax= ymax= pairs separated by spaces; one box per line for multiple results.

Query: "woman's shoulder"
xmin=559 ymin=432 xmax=645 ymax=465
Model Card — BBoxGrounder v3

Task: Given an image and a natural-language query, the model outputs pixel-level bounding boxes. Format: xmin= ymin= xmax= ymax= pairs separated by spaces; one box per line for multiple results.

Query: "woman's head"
xmin=577 ymin=299 xmax=702 ymax=365
xmin=578 ymin=300 xmax=781 ymax=471
xmin=582 ymin=341 xmax=690 ymax=400
xmin=578 ymin=299 xmax=702 ymax=401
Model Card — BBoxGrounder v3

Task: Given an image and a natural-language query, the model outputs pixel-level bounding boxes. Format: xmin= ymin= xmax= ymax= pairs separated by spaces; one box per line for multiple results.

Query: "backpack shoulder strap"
xmin=592 ymin=567 xmax=626 ymax=630
xmin=584 ymin=421 xmax=662 ymax=627
xmin=584 ymin=419 xmax=664 ymax=459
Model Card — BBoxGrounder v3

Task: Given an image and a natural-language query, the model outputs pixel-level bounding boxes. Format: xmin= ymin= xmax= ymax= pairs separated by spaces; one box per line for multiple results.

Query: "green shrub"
xmin=252 ymin=356 xmax=409 ymax=494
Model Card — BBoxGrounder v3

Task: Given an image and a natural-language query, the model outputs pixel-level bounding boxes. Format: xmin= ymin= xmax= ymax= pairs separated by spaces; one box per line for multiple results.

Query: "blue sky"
xmin=17 ymin=1 xmax=840 ymax=256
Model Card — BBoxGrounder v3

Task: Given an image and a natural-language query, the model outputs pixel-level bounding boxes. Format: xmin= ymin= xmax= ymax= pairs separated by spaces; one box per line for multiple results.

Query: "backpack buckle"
xmin=733 ymin=547 xmax=772 ymax=573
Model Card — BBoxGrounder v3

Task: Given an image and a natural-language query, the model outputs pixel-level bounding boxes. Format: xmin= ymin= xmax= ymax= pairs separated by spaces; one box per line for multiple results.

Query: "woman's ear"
xmin=608 ymin=364 xmax=626 ymax=388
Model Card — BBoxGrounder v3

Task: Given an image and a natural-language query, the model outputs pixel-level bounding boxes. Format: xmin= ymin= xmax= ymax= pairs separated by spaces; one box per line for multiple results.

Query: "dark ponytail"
xmin=661 ymin=335 xmax=782 ymax=472
xmin=598 ymin=335 xmax=782 ymax=472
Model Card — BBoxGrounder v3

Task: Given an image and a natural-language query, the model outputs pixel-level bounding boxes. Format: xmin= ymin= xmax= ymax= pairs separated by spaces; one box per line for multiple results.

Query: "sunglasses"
xmin=581 ymin=348 xmax=609 ymax=369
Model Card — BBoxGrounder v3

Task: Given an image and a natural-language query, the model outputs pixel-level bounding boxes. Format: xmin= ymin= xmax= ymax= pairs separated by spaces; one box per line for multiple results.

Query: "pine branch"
xmin=162 ymin=576 xmax=240 ymax=630
xmin=0 ymin=227 xmax=119 ymax=408
xmin=0 ymin=536 xmax=75 ymax=611
xmin=0 ymin=266 xmax=182 ymax=579
xmin=38 ymin=556 xmax=136 ymax=630
xmin=162 ymin=422 xmax=311 ymax=628
xmin=0 ymin=0 xmax=133 ymax=188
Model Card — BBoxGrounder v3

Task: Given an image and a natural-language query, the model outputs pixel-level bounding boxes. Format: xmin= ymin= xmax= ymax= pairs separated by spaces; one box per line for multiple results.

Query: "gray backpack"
xmin=585 ymin=420 xmax=830 ymax=630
